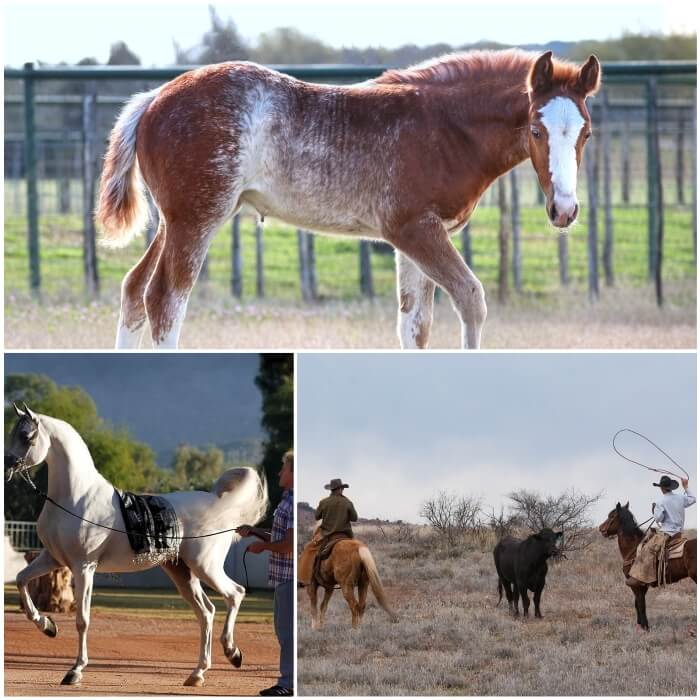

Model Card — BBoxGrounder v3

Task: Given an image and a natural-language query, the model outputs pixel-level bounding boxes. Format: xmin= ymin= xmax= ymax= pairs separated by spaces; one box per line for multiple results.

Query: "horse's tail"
xmin=358 ymin=545 xmax=398 ymax=622
xmin=212 ymin=467 xmax=269 ymax=527
xmin=95 ymin=87 xmax=161 ymax=247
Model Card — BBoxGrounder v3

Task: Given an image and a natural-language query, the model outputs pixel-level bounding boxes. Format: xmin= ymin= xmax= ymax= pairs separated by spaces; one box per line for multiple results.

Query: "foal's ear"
xmin=575 ymin=55 xmax=601 ymax=97
xmin=624 ymin=501 xmax=629 ymax=509
xmin=528 ymin=51 xmax=554 ymax=95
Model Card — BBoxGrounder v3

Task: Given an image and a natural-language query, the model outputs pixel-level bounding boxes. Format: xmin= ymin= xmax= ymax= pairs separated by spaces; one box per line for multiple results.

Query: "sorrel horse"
xmin=307 ymin=538 xmax=397 ymax=629
xmin=599 ymin=502 xmax=696 ymax=630
xmin=4 ymin=404 xmax=268 ymax=687
xmin=97 ymin=49 xmax=600 ymax=349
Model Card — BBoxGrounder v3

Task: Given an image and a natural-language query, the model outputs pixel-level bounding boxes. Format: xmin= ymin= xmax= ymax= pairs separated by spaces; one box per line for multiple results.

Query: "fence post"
xmin=621 ymin=115 xmax=630 ymax=204
xmin=255 ymin=220 xmax=264 ymax=298
xmin=307 ymin=232 xmax=318 ymax=299
xmin=601 ymin=89 xmax=614 ymax=287
xmin=693 ymin=101 xmax=697 ymax=263
xmin=81 ymin=86 xmax=99 ymax=296
xmin=558 ymin=233 xmax=569 ymax=286
xmin=23 ymin=62 xmax=40 ymax=293
xmin=461 ymin=222 xmax=472 ymax=268
xmin=675 ymin=111 xmax=685 ymax=205
xmin=646 ymin=79 xmax=660 ymax=280
xmin=58 ymin=139 xmax=71 ymax=214
xmin=510 ymin=168 xmax=521 ymax=292
xmin=231 ymin=214 xmax=242 ymax=298
xmin=649 ymin=84 xmax=664 ymax=307
xmin=359 ymin=241 xmax=374 ymax=298
xmin=297 ymin=229 xmax=311 ymax=301
xmin=585 ymin=145 xmax=599 ymax=301
xmin=497 ymin=177 xmax=509 ymax=304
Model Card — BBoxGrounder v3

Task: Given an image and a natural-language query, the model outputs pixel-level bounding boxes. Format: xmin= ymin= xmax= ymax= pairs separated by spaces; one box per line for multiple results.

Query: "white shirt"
xmin=653 ymin=487 xmax=696 ymax=536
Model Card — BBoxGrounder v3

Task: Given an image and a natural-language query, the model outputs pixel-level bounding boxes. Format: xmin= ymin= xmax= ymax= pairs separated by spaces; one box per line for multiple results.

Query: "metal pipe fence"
xmin=4 ymin=520 xmax=41 ymax=551
xmin=4 ymin=61 xmax=696 ymax=305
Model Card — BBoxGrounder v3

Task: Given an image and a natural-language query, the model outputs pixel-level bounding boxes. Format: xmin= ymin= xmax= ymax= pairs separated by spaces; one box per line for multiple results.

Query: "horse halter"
xmin=4 ymin=455 xmax=37 ymax=487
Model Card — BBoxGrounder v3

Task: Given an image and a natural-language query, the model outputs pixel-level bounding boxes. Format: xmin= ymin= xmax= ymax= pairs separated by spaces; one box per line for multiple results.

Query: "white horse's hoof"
xmin=184 ymin=674 xmax=204 ymax=687
xmin=61 ymin=670 xmax=81 ymax=685
xmin=227 ymin=647 xmax=243 ymax=668
xmin=42 ymin=616 xmax=58 ymax=638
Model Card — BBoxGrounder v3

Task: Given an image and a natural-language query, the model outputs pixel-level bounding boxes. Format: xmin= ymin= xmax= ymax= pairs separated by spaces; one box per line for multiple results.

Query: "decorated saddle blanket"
xmin=116 ymin=490 xmax=181 ymax=564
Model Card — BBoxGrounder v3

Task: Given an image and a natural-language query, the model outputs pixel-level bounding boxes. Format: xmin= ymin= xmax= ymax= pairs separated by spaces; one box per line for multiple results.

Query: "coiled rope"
xmin=612 ymin=428 xmax=690 ymax=481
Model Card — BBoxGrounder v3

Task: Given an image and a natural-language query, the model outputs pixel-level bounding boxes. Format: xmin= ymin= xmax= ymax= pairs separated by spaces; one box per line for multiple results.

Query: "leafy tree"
xmin=175 ymin=5 xmax=248 ymax=64
xmin=171 ymin=444 xmax=226 ymax=491
xmin=255 ymin=354 xmax=293 ymax=516
xmin=253 ymin=27 xmax=338 ymax=64
xmin=108 ymin=41 xmax=141 ymax=65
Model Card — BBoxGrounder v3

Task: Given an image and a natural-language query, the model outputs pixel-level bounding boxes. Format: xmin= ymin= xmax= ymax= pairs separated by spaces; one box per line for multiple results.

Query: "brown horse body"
xmin=97 ymin=49 xmax=599 ymax=349
xmin=307 ymin=539 xmax=397 ymax=628
xmin=599 ymin=503 xmax=696 ymax=630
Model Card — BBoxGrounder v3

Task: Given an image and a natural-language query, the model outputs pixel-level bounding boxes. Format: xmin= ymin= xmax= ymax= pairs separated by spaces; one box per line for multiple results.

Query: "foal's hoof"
xmin=228 ymin=647 xmax=243 ymax=668
xmin=42 ymin=616 xmax=58 ymax=638
xmin=61 ymin=670 xmax=81 ymax=686
xmin=184 ymin=675 xmax=204 ymax=687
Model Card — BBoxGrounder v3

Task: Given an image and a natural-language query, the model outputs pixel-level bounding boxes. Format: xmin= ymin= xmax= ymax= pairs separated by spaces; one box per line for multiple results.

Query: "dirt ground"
xmin=4 ymin=282 xmax=695 ymax=349
xmin=4 ymin=611 xmax=278 ymax=696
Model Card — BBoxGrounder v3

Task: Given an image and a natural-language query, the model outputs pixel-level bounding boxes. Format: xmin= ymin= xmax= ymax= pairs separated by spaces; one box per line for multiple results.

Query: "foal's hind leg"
xmin=386 ymin=214 xmax=486 ymax=349
xmin=395 ymin=252 xmax=436 ymax=349
xmin=16 ymin=549 xmax=61 ymax=638
xmin=162 ymin=561 xmax=215 ymax=687
xmin=115 ymin=219 xmax=165 ymax=349
xmin=195 ymin=566 xmax=246 ymax=668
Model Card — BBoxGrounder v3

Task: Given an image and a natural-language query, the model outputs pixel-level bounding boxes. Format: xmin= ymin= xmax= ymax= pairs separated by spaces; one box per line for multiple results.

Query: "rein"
xmin=612 ymin=428 xmax=690 ymax=481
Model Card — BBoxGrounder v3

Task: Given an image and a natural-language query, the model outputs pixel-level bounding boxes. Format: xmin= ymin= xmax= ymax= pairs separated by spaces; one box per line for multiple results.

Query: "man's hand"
xmin=682 ymin=478 xmax=689 ymax=490
xmin=652 ymin=502 xmax=656 ymax=512
xmin=247 ymin=541 xmax=267 ymax=554
xmin=236 ymin=525 xmax=252 ymax=537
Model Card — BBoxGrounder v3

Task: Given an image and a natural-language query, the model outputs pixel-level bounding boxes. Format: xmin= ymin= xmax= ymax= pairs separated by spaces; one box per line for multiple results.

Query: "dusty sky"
xmin=298 ymin=353 xmax=697 ymax=529
xmin=3 ymin=0 xmax=691 ymax=67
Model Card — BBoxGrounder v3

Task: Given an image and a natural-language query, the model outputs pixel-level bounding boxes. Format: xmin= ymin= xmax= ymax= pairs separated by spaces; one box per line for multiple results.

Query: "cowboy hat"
xmin=653 ymin=475 xmax=679 ymax=490
xmin=325 ymin=478 xmax=349 ymax=490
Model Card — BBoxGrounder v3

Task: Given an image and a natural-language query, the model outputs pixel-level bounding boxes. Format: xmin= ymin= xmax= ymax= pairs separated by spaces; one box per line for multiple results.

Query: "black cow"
xmin=493 ymin=528 xmax=563 ymax=618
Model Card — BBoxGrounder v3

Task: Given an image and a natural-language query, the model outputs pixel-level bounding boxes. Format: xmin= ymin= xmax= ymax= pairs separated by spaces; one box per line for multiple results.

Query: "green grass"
xmin=4 ymin=584 xmax=273 ymax=622
xmin=4 ymin=203 xmax=696 ymax=302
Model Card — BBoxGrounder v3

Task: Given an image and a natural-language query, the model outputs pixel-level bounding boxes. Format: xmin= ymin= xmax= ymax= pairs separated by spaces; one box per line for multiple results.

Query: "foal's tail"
xmin=358 ymin=546 xmax=398 ymax=622
xmin=212 ymin=467 xmax=269 ymax=527
xmin=95 ymin=87 xmax=161 ymax=247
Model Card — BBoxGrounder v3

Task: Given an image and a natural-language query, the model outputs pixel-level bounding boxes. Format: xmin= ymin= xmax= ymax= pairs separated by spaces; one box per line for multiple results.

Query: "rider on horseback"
xmin=298 ymin=478 xmax=358 ymax=586
xmin=627 ymin=476 xmax=696 ymax=587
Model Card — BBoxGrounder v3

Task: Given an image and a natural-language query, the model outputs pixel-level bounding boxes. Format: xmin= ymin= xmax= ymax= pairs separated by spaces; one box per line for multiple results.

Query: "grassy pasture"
xmin=297 ymin=523 xmax=697 ymax=696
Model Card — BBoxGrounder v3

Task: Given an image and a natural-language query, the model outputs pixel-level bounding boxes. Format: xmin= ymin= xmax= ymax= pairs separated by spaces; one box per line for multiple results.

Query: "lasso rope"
xmin=612 ymin=428 xmax=690 ymax=481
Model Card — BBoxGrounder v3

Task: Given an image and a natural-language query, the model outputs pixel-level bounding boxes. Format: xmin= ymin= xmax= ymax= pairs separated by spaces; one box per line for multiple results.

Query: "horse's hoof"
xmin=43 ymin=616 xmax=58 ymax=638
xmin=228 ymin=647 xmax=243 ymax=668
xmin=184 ymin=675 xmax=204 ymax=687
xmin=61 ymin=670 xmax=81 ymax=686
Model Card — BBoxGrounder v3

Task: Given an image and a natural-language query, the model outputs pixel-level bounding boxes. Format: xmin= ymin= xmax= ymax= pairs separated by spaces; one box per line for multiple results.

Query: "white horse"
xmin=4 ymin=403 xmax=268 ymax=687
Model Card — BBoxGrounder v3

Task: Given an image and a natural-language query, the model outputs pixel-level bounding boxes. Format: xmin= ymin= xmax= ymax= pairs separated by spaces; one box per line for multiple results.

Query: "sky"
xmin=4 ymin=353 xmax=263 ymax=462
xmin=3 ymin=0 xmax=692 ymax=67
xmin=297 ymin=353 xmax=697 ymax=529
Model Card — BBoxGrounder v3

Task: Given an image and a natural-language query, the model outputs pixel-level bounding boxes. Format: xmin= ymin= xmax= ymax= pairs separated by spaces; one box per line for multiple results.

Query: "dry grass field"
xmin=297 ymin=523 xmax=696 ymax=696
xmin=4 ymin=280 xmax=695 ymax=349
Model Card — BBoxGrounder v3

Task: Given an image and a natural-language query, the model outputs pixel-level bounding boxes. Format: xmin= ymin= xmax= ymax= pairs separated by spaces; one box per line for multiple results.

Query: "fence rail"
xmin=4 ymin=61 xmax=697 ymax=306
xmin=5 ymin=520 xmax=41 ymax=551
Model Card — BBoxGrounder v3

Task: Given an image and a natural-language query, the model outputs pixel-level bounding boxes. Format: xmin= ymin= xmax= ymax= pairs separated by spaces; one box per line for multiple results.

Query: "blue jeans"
xmin=273 ymin=580 xmax=293 ymax=689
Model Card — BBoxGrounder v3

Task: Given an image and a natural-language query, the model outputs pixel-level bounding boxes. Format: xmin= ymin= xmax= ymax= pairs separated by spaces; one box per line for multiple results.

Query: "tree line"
xmin=4 ymin=355 xmax=293 ymax=522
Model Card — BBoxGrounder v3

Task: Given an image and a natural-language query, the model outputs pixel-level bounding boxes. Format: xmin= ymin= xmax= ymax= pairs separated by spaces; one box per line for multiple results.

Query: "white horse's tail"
xmin=358 ymin=545 xmax=398 ymax=621
xmin=212 ymin=467 xmax=269 ymax=527
xmin=95 ymin=87 xmax=161 ymax=247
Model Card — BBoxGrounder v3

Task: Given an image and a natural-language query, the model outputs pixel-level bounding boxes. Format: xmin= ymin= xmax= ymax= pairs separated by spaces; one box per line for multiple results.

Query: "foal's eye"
xmin=531 ymin=127 xmax=541 ymax=139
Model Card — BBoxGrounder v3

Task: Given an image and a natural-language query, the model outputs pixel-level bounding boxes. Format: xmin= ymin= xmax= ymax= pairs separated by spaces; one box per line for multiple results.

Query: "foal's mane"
xmin=375 ymin=48 xmax=580 ymax=91
xmin=618 ymin=506 xmax=644 ymax=538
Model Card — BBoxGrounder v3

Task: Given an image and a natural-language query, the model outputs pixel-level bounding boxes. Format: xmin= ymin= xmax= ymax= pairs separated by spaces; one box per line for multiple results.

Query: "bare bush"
xmin=485 ymin=506 xmax=521 ymax=539
xmin=420 ymin=492 xmax=483 ymax=547
xmin=507 ymin=488 xmax=602 ymax=553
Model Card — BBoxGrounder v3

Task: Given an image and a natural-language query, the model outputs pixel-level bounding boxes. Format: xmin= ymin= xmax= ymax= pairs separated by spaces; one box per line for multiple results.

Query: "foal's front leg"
xmin=16 ymin=549 xmax=62 ymax=637
xmin=387 ymin=214 xmax=486 ymax=349
xmin=62 ymin=562 xmax=97 ymax=685
xmin=395 ymin=252 xmax=436 ymax=349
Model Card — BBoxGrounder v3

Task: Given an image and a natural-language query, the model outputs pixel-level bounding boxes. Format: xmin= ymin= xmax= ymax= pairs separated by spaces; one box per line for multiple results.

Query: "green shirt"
xmin=315 ymin=493 xmax=358 ymax=537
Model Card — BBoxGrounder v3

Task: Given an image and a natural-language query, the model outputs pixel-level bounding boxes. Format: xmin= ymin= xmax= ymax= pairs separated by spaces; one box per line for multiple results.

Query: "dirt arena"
xmin=5 ymin=611 xmax=278 ymax=696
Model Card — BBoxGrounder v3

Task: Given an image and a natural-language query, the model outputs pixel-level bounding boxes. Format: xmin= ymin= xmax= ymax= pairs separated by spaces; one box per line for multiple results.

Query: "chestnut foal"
xmin=97 ymin=49 xmax=600 ymax=349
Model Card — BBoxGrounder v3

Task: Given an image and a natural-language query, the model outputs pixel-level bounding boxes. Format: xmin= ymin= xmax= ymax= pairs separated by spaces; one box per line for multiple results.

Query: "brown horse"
xmin=97 ymin=49 xmax=600 ymax=350
xmin=599 ymin=502 xmax=696 ymax=630
xmin=307 ymin=539 xmax=397 ymax=629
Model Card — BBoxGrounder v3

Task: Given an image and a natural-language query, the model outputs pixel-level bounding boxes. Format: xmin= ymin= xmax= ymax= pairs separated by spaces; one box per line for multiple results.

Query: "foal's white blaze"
xmin=539 ymin=96 xmax=585 ymax=218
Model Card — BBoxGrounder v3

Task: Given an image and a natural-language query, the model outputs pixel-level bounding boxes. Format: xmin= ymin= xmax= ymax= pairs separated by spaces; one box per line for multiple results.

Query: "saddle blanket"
xmin=116 ymin=490 xmax=181 ymax=564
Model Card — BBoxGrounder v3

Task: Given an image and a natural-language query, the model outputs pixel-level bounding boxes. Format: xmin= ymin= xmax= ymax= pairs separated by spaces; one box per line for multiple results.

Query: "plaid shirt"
xmin=269 ymin=489 xmax=294 ymax=585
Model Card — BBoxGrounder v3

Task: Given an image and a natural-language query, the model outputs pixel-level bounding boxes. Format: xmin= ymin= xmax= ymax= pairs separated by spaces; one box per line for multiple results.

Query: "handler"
xmin=298 ymin=478 xmax=358 ymax=586
xmin=627 ymin=475 xmax=696 ymax=587
xmin=236 ymin=450 xmax=294 ymax=697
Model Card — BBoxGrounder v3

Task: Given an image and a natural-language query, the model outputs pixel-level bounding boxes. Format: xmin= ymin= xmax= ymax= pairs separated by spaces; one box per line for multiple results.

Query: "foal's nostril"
xmin=572 ymin=204 xmax=579 ymax=220
xmin=548 ymin=203 xmax=557 ymax=221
